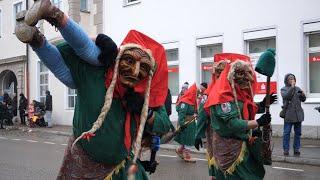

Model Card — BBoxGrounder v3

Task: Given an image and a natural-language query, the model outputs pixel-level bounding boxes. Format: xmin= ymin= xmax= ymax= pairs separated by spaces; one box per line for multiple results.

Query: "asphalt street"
xmin=0 ymin=130 xmax=319 ymax=180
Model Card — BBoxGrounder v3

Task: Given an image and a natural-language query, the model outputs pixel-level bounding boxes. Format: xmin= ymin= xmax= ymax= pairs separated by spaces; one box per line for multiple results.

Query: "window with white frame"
xmin=124 ymin=0 xmax=140 ymax=6
xmin=245 ymin=36 xmax=277 ymax=101
xmin=39 ymin=62 xmax=49 ymax=103
xmin=166 ymin=48 xmax=179 ymax=97
xmin=199 ymin=44 xmax=222 ymax=83
xmin=80 ymin=0 xmax=89 ymax=12
xmin=13 ymin=2 xmax=23 ymax=26
xmin=67 ymin=88 xmax=77 ymax=109
xmin=306 ymin=32 xmax=320 ymax=96
xmin=52 ymin=0 xmax=62 ymax=9
xmin=0 ymin=9 xmax=2 ymax=38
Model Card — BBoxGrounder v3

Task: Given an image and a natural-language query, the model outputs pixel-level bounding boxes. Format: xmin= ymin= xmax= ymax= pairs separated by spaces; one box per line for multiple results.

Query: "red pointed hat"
xmin=203 ymin=53 xmax=250 ymax=96
xmin=204 ymin=54 xmax=257 ymax=120
xmin=177 ymin=83 xmax=198 ymax=107
xmin=105 ymin=30 xmax=168 ymax=107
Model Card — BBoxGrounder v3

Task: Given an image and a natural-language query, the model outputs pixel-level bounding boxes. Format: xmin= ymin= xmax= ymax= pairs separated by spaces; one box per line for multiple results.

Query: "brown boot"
xmin=25 ymin=0 xmax=65 ymax=27
xmin=15 ymin=10 xmax=45 ymax=48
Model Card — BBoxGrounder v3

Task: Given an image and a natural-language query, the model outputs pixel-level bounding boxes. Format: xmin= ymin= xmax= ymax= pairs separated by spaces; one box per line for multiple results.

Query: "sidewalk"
xmin=15 ymin=124 xmax=320 ymax=167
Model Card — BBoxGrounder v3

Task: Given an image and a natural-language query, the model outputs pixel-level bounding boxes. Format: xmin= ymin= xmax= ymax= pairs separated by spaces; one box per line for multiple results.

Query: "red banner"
xmin=168 ymin=67 xmax=179 ymax=73
xmin=309 ymin=56 xmax=320 ymax=62
xmin=255 ymin=82 xmax=277 ymax=94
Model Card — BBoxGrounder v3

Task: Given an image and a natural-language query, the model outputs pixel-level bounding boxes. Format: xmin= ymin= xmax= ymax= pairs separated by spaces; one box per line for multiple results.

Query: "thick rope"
xmin=132 ymin=71 xmax=154 ymax=163
xmin=72 ymin=59 xmax=120 ymax=149
xmin=127 ymin=70 xmax=154 ymax=180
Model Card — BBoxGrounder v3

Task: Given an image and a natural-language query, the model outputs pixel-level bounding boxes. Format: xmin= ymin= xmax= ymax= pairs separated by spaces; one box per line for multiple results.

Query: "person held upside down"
xmin=15 ymin=0 xmax=172 ymax=179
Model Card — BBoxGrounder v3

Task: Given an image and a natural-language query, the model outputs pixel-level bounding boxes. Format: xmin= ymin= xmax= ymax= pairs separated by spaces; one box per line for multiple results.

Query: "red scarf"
xmin=104 ymin=30 xmax=168 ymax=151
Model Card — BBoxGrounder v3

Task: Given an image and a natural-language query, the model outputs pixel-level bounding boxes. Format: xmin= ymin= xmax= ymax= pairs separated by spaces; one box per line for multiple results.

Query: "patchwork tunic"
xmin=174 ymin=103 xmax=196 ymax=146
xmin=207 ymin=101 xmax=265 ymax=180
xmin=56 ymin=42 xmax=173 ymax=179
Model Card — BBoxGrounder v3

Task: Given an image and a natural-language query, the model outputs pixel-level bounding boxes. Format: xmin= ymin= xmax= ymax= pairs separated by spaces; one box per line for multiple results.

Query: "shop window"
xmin=52 ymin=0 xmax=62 ymax=9
xmin=199 ymin=44 xmax=222 ymax=83
xmin=80 ymin=0 xmax=89 ymax=12
xmin=166 ymin=49 xmax=179 ymax=97
xmin=124 ymin=0 xmax=140 ymax=6
xmin=245 ymin=37 xmax=277 ymax=100
xmin=307 ymin=33 xmax=320 ymax=95
xmin=39 ymin=62 xmax=49 ymax=103
xmin=13 ymin=2 xmax=23 ymax=27
xmin=67 ymin=88 xmax=77 ymax=109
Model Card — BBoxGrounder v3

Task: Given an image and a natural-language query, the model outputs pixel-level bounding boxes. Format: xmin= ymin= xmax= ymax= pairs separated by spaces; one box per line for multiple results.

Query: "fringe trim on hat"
xmin=118 ymin=43 xmax=156 ymax=68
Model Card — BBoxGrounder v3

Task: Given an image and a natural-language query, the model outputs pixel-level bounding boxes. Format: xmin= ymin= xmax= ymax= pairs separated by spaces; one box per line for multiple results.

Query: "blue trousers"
xmin=283 ymin=122 xmax=302 ymax=151
xmin=33 ymin=18 xmax=102 ymax=88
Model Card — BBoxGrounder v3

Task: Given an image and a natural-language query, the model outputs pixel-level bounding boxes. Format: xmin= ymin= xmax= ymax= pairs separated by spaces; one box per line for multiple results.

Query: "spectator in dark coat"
xmin=281 ymin=73 xmax=306 ymax=156
xmin=19 ymin=93 xmax=28 ymax=125
xmin=12 ymin=93 xmax=18 ymax=117
xmin=45 ymin=90 xmax=53 ymax=127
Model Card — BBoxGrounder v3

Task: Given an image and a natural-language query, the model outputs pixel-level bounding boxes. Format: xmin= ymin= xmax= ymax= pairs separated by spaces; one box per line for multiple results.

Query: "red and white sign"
xmin=309 ymin=56 xmax=320 ymax=62
xmin=168 ymin=67 xmax=179 ymax=73
xmin=202 ymin=65 xmax=213 ymax=71
xmin=255 ymin=82 xmax=277 ymax=94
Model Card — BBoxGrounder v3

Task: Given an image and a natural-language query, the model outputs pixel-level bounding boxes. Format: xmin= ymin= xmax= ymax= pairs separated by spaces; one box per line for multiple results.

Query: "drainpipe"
xmin=26 ymin=0 xmax=29 ymax=104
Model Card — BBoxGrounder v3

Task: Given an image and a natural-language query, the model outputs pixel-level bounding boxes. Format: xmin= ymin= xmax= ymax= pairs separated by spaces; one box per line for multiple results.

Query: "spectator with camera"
xmin=281 ymin=73 xmax=306 ymax=156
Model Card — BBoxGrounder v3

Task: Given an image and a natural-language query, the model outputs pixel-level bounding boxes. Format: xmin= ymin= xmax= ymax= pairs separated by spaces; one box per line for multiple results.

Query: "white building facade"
xmin=0 ymin=0 xmax=103 ymax=125
xmin=29 ymin=0 xmax=104 ymax=125
xmin=104 ymin=0 xmax=320 ymax=138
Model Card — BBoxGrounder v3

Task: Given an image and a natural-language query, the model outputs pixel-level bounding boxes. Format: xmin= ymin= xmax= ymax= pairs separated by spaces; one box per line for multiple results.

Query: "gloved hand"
xmin=252 ymin=128 xmax=262 ymax=138
xmin=96 ymin=34 xmax=118 ymax=69
xmin=139 ymin=160 xmax=158 ymax=174
xmin=260 ymin=93 xmax=277 ymax=107
xmin=194 ymin=138 xmax=203 ymax=151
xmin=124 ymin=88 xmax=144 ymax=114
xmin=256 ymin=113 xmax=271 ymax=127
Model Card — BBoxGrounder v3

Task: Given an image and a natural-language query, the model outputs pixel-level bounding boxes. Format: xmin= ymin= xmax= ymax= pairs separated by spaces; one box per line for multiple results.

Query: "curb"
xmin=160 ymin=144 xmax=320 ymax=167
xmin=17 ymin=127 xmax=72 ymax=137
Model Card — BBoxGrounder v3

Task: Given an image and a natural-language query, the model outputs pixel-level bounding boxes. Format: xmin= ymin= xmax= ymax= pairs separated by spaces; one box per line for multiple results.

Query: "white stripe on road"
xmin=272 ymin=167 xmax=304 ymax=172
xmin=26 ymin=140 xmax=38 ymax=143
xmin=61 ymin=144 xmax=67 ymax=146
xmin=11 ymin=139 xmax=21 ymax=141
xmin=159 ymin=154 xmax=177 ymax=158
xmin=0 ymin=136 xmax=8 ymax=140
xmin=43 ymin=141 xmax=55 ymax=145
xmin=193 ymin=158 xmax=207 ymax=161
xmin=158 ymin=154 xmax=207 ymax=161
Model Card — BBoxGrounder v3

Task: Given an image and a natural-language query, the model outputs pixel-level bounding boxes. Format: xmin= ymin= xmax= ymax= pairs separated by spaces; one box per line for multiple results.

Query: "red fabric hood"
xmin=177 ymin=83 xmax=198 ymax=108
xmin=204 ymin=54 xmax=258 ymax=120
xmin=203 ymin=53 xmax=249 ymax=96
xmin=105 ymin=30 xmax=168 ymax=107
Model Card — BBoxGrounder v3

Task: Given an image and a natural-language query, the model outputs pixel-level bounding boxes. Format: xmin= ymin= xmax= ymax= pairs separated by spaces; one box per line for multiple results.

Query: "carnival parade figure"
xmin=15 ymin=0 xmax=173 ymax=179
xmin=174 ymin=83 xmax=198 ymax=162
xmin=202 ymin=55 xmax=276 ymax=179
xmin=195 ymin=53 xmax=235 ymax=179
